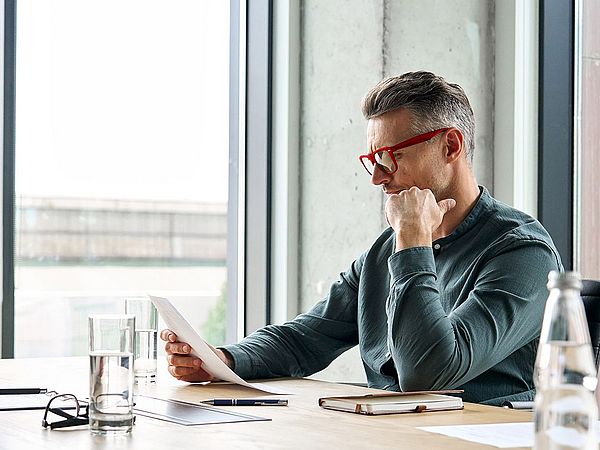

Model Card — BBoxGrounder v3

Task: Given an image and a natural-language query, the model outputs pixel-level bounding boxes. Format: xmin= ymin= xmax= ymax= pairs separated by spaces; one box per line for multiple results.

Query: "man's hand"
xmin=160 ymin=329 xmax=234 ymax=382
xmin=385 ymin=186 xmax=456 ymax=250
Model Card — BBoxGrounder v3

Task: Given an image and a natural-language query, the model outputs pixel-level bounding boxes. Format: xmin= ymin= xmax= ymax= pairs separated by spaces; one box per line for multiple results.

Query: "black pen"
xmin=204 ymin=398 xmax=288 ymax=406
xmin=0 ymin=388 xmax=48 ymax=395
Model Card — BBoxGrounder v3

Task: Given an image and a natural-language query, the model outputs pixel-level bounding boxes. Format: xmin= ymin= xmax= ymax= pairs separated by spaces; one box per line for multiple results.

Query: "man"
xmin=161 ymin=71 xmax=562 ymax=405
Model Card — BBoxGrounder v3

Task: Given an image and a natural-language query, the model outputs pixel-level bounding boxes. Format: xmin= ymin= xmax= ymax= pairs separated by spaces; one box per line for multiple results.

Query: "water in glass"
xmin=89 ymin=351 xmax=134 ymax=434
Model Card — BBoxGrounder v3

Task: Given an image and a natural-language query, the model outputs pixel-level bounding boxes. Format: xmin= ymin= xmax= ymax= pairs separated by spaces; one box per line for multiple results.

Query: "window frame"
xmin=238 ymin=0 xmax=273 ymax=337
xmin=538 ymin=0 xmax=576 ymax=270
xmin=2 ymin=0 xmax=16 ymax=358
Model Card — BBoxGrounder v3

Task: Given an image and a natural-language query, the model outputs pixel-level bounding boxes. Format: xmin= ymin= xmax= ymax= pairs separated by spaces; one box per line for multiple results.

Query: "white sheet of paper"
xmin=418 ymin=422 xmax=600 ymax=449
xmin=418 ymin=422 xmax=534 ymax=448
xmin=150 ymin=295 xmax=286 ymax=395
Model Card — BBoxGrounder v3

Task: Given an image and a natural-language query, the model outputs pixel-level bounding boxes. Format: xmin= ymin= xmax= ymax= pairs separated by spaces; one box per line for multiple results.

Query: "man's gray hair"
xmin=361 ymin=71 xmax=475 ymax=162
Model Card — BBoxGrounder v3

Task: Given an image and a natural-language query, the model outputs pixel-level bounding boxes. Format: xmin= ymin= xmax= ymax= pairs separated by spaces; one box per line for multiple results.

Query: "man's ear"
xmin=444 ymin=128 xmax=464 ymax=162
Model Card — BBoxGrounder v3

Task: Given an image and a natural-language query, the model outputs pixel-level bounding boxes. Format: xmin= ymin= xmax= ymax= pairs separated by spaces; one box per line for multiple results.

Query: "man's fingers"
xmin=438 ymin=198 xmax=456 ymax=214
xmin=167 ymin=356 xmax=215 ymax=382
xmin=161 ymin=333 xmax=216 ymax=383
xmin=167 ymin=355 xmax=201 ymax=368
xmin=168 ymin=365 xmax=198 ymax=378
xmin=176 ymin=371 xmax=214 ymax=383
xmin=165 ymin=342 xmax=192 ymax=355
xmin=159 ymin=329 xmax=178 ymax=342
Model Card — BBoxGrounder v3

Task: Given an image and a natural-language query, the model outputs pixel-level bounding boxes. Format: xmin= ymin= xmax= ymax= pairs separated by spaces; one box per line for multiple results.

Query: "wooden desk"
xmin=0 ymin=357 xmax=532 ymax=449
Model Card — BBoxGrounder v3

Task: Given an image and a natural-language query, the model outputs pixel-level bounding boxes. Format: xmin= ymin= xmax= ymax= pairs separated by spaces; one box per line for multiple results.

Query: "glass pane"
xmin=14 ymin=1 xmax=231 ymax=356
xmin=577 ymin=0 xmax=600 ymax=279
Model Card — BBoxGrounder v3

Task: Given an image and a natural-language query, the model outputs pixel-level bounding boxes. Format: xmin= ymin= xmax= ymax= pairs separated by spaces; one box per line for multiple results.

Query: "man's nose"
xmin=371 ymin=164 xmax=392 ymax=186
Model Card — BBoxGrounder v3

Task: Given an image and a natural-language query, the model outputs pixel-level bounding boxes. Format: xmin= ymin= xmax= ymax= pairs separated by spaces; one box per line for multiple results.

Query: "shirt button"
xmin=385 ymin=352 xmax=391 ymax=358
xmin=433 ymin=243 xmax=441 ymax=250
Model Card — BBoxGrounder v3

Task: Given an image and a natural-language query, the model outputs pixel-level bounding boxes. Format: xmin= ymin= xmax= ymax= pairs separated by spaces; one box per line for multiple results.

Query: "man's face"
xmin=365 ymin=108 xmax=449 ymax=199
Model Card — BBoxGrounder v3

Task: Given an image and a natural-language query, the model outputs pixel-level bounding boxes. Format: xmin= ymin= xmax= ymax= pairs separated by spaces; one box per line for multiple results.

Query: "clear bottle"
xmin=534 ymin=271 xmax=598 ymax=450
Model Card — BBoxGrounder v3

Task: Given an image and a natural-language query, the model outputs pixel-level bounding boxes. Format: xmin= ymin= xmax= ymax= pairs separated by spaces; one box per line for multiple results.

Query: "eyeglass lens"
xmin=361 ymin=150 xmax=396 ymax=174
xmin=373 ymin=151 xmax=395 ymax=173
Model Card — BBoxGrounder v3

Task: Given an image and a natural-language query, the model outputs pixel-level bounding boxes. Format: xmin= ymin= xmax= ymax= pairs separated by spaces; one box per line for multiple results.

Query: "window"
xmin=11 ymin=1 xmax=233 ymax=357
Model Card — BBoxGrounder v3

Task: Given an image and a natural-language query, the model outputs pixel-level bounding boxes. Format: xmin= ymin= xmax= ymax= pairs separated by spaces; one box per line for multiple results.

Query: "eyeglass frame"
xmin=358 ymin=127 xmax=450 ymax=175
xmin=41 ymin=393 xmax=89 ymax=430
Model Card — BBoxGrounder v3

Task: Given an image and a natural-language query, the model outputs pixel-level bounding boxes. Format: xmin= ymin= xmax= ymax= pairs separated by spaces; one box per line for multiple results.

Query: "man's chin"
xmin=383 ymin=188 xmax=403 ymax=196
xmin=383 ymin=186 xmax=439 ymax=197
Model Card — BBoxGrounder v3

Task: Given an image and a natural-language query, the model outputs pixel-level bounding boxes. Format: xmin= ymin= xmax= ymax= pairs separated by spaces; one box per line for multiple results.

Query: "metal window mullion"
xmin=2 ymin=0 xmax=16 ymax=358
xmin=538 ymin=0 xmax=575 ymax=269
xmin=227 ymin=0 xmax=244 ymax=344
xmin=243 ymin=0 xmax=272 ymax=335
xmin=270 ymin=0 xmax=300 ymax=325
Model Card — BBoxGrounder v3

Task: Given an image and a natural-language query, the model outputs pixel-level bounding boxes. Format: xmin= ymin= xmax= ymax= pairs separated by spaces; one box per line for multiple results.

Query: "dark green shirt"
xmin=223 ymin=187 xmax=562 ymax=405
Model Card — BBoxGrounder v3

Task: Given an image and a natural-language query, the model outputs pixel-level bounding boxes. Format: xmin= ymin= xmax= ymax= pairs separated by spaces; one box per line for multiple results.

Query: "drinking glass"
xmin=88 ymin=314 xmax=135 ymax=435
xmin=125 ymin=296 xmax=158 ymax=384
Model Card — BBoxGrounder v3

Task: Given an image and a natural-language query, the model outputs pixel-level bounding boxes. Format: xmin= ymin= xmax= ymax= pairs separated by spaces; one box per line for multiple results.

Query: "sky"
xmin=16 ymin=0 xmax=230 ymax=204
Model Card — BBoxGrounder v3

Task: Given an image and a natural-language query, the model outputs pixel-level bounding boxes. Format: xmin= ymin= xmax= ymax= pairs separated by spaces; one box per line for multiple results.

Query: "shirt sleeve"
xmin=221 ymin=253 xmax=365 ymax=379
xmin=385 ymin=235 xmax=561 ymax=392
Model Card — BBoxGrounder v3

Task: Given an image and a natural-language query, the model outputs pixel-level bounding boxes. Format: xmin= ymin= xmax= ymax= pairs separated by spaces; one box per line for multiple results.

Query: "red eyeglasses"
xmin=359 ymin=128 xmax=450 ymax=175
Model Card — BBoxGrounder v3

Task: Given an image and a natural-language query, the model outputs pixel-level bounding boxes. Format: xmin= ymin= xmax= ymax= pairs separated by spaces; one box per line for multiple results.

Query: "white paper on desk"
xmin=418 ymin=422 xmax=600 ymax=449
xmin=419 ymin=422 xmax=534 ymax=448
xmin=150 ymin=295 xmax=286 ymax=395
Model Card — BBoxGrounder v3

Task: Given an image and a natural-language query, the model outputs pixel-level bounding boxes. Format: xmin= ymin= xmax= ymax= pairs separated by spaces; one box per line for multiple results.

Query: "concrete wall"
xmin=299 ymin=0 xmax=495 ymax=382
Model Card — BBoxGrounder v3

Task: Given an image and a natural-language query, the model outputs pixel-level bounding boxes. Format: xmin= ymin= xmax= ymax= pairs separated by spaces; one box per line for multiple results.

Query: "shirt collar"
xmin=434 ymin=185 xmax=490 ymax=245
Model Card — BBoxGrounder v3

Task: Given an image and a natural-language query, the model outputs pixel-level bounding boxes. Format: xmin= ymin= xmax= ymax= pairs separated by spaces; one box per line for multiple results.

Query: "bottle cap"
xmin=547 ymin=270 xmax=582 ymax=291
